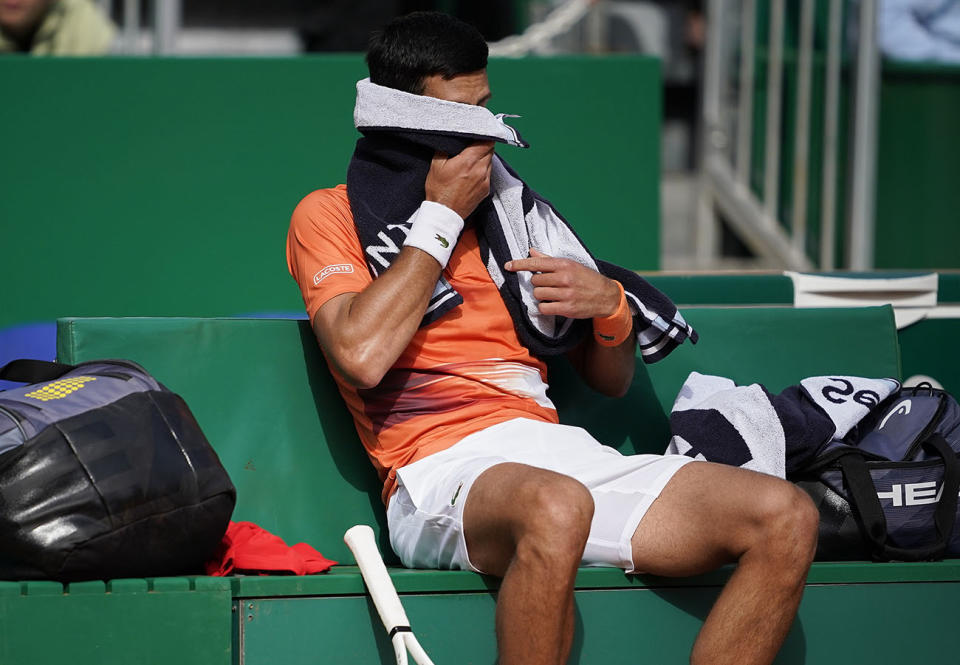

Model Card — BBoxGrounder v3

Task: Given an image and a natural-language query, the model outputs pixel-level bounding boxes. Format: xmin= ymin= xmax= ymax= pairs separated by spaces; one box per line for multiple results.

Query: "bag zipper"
xmin=97 ymin=371 xmax=133 ymax=380
xmin=905 ymin=391 xmax=947 ymax=459
xmin=92 ymin=359 xmax=149 ymax=374
xmin=0 ymin=404 xmax=27 ymax=443
xmin=76 ymin=359 xmax=151 ymax=382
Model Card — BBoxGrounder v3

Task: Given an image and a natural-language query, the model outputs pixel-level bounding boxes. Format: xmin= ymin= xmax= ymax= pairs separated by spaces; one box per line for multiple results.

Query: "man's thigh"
xmin=463 ymin=461 xmax=594 ymax=576
xmin=631 ymin=461 xmax=812 ymax=576
xmin=463 ymin=452 xmax=696 ymax=576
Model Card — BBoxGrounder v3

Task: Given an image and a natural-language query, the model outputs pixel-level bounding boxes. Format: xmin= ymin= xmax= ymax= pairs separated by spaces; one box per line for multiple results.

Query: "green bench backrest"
xmin=550 ymin=305 xmax=901 ymax=453
xmin=57 ymin=306 xmax=899 ymax=564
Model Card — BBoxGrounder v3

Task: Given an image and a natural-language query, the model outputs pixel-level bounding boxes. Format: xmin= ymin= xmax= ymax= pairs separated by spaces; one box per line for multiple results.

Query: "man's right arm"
xmin=312 ymin=141 xmax=495 ymax=389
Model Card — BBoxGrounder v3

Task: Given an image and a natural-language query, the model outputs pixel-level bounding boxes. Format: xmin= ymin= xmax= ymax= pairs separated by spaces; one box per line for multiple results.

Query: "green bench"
xmin=644 ymin=271 xmax=960 ymax=398
xmin=4 ymin=306 xmax=960 ymax=664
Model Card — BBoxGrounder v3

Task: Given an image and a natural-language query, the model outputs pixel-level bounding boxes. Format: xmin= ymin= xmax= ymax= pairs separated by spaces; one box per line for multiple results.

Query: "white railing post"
xmin=790 ymin=0 xmax=815 ymax=258
xmin=735 ymin=0 xmax=756 ymax=186
xmin=696 ymin=0 xmax=727 ymax=266
xmin=762 ymin=0 xmax=785 ymax=224
xmin=819 ymin=0 xmax=842 ymax=270
xmin=153 ymin=0 xmax=181 ymax=55
xmin=123 ymin=0 xmax=139 ymax=54
xmin=849 ymin=0 xmax=880 ymax=270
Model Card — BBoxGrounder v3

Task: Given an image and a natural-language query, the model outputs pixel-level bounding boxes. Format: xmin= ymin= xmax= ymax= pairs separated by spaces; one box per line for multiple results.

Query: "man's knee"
xmin=513 ymin=474 xmax=594 ymax=566
xmin=752 ymin=481 xmax=819 ymax=563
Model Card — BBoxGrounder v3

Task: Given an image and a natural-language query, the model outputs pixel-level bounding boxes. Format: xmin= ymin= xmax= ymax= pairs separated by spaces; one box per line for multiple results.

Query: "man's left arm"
xmin=505 ymin=248 xmax=635 ymax=398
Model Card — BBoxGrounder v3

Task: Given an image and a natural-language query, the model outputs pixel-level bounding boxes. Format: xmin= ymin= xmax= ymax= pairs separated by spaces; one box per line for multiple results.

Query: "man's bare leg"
xmin=632 ymin=461 xmax=819 ymax=665
xmin=462 ymin=462 xmax=594 ymax=665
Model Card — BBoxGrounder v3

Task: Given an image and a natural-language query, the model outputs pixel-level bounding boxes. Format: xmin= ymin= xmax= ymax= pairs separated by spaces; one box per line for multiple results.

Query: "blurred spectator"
xmin=299 ymin=0 xmax=513 ymax=52
xmin=880 ymin=0 xmax=960 ymax=62
xmin=448 ymin=0 xmax=517 ymax=41
xmin=0 ymin=0 xmax=115 ymax=54
xmin=300 ymin=0 xmax=403 ymax=52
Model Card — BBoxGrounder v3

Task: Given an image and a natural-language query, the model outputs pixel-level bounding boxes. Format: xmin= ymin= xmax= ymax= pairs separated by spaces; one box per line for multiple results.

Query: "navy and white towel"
xmin=347 ymin=78 xmax=697 ymax=361
xmin=666 ymin=372 xmax=901 ymax=477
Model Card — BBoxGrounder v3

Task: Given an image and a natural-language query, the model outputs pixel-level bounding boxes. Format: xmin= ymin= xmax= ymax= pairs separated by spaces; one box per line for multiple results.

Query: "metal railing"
xmin=488 ymin=0 xmax=594 ymax=56
xmin=97 ymin=0 xmax=181 ymax=54
xmin=697 ymin=0 xmax=880 ymax=271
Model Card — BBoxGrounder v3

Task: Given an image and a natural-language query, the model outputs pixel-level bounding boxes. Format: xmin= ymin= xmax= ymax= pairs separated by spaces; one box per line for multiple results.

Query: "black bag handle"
xmin=0 ymin=359 xmax=77 ymax=385
xmin=838 ymin=435 xmax=959 ymax=562
xmin=924 ymin=434 xmax=959 ymax=551
xmin=838 ymin=452 xmax=890 ymax=557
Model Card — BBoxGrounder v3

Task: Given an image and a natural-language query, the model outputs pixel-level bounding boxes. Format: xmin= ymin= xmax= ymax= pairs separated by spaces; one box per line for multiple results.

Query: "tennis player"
xmin=287 ymin=11 xmax=818 ymax=665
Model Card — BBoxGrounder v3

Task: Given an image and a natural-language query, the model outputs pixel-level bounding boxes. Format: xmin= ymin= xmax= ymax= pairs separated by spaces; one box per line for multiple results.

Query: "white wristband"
xmin=403 ymin=200 xmax=464 ymax=268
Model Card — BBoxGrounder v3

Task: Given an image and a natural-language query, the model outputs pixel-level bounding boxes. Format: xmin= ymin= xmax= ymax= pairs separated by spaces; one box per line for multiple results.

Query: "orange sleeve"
xmin=286 ymin=187 xmax=372 ymax=321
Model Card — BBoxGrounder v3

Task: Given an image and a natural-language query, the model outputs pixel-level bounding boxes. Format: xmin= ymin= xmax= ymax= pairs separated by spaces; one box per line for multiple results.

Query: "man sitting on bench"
xmin=286 ymin=11 xmax=818 ymax=665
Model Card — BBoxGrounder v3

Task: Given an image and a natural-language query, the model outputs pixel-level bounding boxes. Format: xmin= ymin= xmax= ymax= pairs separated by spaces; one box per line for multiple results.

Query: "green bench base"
xmin=4 ymin=562 xmax=960 ymax=664
xmin=237 ymin=570 xmax=960 ymax=664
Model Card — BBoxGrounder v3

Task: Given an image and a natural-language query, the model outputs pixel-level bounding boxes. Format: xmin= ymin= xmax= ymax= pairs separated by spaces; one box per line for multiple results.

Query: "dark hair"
xmin=366 ymin=11 xmax=488 ymax=95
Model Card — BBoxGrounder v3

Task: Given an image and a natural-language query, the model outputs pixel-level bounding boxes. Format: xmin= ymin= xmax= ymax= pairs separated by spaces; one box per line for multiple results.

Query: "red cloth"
xmin=205 ymin=521 xmax=337 ymax=576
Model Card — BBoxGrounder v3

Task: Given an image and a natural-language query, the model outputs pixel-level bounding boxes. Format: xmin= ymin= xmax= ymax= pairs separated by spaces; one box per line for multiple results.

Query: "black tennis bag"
xmin=0 ymin=359 xmax=236 ymax=581
xmin=793 ymin=384 xmax=960 ymax=561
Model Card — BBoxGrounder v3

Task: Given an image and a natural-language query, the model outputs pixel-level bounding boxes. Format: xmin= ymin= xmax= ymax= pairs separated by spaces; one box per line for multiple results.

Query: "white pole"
xmin=849 ymin=0 xmax=880 ymax=270
xmin=123 ymin=0 xmax=139 ymax=54
xmin=735 ymin=0 xmax=757 ymax=186
xmin=762 ymin=0 xmax=785 ymax=224
xmin=153 ymin=0 xmax=181 ymax=55
xmin=790 ymin=0 xmax=815 ymax=258
xmin=696 ymin=0 xmax=727 ymax=265
xmin=819 ymin=0 xmax=842 ymax=269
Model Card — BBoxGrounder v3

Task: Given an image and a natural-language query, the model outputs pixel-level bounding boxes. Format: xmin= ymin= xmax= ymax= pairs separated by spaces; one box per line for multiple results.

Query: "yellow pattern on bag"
xmin=25 ymin=376 xmax=98 ymax=402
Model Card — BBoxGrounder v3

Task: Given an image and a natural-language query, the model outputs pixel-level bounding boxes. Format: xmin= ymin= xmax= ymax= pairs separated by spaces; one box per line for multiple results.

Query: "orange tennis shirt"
xmin=286 ymin=185 xmax=559 ymax=504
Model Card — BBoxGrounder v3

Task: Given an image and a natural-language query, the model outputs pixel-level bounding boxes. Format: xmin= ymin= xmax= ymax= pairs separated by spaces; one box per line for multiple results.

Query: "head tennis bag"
xmin=0 ymin=358 xmax=236 ymax=581
xmin=793 ymin=384 xmax=960 ymax=562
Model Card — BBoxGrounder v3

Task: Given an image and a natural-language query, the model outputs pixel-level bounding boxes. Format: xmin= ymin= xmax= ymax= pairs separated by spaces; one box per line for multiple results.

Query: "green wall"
xmin=0 ymin=55 xmax=660 ymax=333
xmin=875 ymin=62 xmax=960 ymax=269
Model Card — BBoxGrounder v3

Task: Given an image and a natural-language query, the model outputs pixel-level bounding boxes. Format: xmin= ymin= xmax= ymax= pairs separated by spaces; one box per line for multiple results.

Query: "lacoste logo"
xmin=435 ymin=234 xmax=449 ymax=249
xmin=450 ymin=481 xmax=464 ymax=506
xmin=313 ymin=264 xmax=354 ymax=285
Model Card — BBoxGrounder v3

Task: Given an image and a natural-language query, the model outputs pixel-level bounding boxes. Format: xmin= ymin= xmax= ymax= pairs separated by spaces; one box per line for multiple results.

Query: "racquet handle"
xmin=344 ymin=524 xmax=411 ymax=636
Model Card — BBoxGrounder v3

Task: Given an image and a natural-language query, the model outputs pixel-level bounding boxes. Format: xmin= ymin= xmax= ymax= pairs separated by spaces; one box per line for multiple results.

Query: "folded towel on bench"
xmin=666 ymin=372 xmax=900 ymax=476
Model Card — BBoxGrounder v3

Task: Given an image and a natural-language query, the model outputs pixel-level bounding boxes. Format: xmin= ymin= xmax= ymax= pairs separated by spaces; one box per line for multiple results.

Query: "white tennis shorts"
xmin=386 ymin=418 xmax=693 ymax=574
